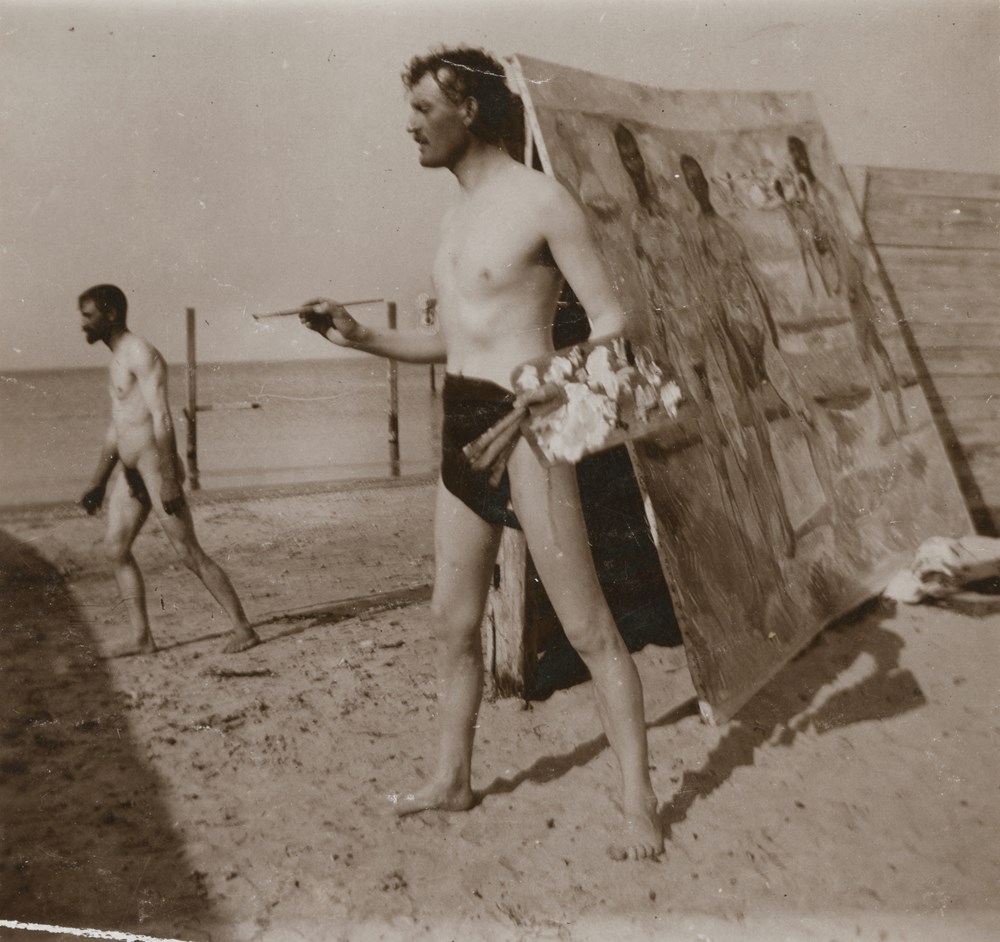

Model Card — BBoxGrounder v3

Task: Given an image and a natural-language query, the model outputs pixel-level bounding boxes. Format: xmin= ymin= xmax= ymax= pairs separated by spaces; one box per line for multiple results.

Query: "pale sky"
xmin=2 ymin=0 xmax=997 ymax=371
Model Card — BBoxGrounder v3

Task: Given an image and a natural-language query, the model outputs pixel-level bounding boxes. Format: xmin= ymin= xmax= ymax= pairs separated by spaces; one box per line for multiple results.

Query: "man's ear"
xmin=461 ymin=96 xmax=478 ymax=129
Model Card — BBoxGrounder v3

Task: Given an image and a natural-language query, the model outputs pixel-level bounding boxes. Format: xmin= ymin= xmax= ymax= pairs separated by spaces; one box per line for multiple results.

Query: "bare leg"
xmin=393 ymin=480 xmax=502 ymax=815
xmin=159 ymin=504 xmax=258 ymax=652
xmin=141 ymin=459 xmax=258 ymax=652
xmin=104 ymin=470 xmax=155 ymax=656
xmin=508 ymin=442 xmax=662 ymax=861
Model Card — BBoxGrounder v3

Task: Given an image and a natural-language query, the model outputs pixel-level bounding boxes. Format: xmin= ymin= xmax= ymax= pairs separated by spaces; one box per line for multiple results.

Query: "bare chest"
xmin=434 ymin=201 xmax=549 ymax=298
xmin=108 ymin=360 xmax=141 ymax=410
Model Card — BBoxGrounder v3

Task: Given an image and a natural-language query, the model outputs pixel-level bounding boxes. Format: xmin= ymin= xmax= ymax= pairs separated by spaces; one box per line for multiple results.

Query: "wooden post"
xmin=418 ymin=293 xmax=438 ymax=394
xmin=481 ymin=528 xmax=532 ymax=698
xmin=387 ymin=301 xmax=400 ymax=476
xmin=184 ymin=307 xmax=200 ymax=491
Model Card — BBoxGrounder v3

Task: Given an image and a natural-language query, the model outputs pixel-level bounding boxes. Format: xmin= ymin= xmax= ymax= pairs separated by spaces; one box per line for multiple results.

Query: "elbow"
xmin=590 ymin=309 xmax=626 ymax=341
xmin=152 ymin=414 xmax=175 ymax=441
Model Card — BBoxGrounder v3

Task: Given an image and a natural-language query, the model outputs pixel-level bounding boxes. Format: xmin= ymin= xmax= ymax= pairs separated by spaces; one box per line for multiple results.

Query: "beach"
xmin=0 ymin=360 xmax=441 ymax=507
xmin=2 ymin=475 xmax=999 ymax=942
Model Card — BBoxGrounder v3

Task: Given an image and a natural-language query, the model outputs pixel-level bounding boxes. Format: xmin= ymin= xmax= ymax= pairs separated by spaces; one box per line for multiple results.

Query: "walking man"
xmin=299 ymin=47 xmax=662 ymax=861
xmin=78 ymin=283 xmax=259 ymax=656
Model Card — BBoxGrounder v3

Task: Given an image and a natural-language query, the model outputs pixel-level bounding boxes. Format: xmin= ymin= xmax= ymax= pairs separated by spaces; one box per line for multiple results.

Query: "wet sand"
xmin=1 ymin=476 xmax=998 ymax=942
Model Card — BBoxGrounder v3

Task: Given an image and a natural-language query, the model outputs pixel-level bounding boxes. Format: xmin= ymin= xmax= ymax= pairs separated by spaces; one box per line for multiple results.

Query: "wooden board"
xmin=509 ymin=55 xmax=974 ymax=723
xmin=865 ymin=192 xmax=1000 ymax=250
xmin=877 ymin=244 xmax=999 ymax=278
xmin=865 ymin=167 xmax=1000 ymax=202
xmin=848 ymin=166 xmax=1000 ymax=531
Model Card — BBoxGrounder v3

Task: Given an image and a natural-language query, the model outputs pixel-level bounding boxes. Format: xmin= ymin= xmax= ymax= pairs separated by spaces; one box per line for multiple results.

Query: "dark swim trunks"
xmin=121 ymin=456 xmax=186 ymax=510
xmin=123 ymin=466 xmax=153 ymax=508
xmin=441 ymin=373 xmax=521 ymax=529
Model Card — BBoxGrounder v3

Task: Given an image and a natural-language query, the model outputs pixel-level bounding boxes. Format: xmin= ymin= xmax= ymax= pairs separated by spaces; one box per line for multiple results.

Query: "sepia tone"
xmin=507 ymin=55 xmax=974 ymax=722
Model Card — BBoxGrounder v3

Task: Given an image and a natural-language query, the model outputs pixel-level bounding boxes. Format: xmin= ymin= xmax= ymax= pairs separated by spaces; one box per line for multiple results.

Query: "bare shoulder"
xmin=513 ymin=163 xmax=571 ymax=200
xmin=121 ymin=332 xmax=165 ymax=375
xmin=506 ymin=163 xmax=580 ymax=221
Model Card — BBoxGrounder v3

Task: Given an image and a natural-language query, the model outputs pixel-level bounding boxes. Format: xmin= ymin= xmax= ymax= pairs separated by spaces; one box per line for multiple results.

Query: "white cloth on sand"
xmin=883 ymin=535 xmax=1000 ymax=604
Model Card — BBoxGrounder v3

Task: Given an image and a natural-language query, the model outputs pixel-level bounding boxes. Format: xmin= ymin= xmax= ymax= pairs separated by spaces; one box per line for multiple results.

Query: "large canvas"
xmin=509 ymin=55 xmax=973 ymax=722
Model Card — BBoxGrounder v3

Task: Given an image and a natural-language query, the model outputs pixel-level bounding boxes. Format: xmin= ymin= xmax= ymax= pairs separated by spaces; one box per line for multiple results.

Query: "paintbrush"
xmin=252 ymin=298 xmax=385 ymax=320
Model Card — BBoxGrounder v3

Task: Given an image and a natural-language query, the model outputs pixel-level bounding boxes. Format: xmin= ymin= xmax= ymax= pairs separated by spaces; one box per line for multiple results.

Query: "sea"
xmin=0 ymin=358 xmax=442 ymax=509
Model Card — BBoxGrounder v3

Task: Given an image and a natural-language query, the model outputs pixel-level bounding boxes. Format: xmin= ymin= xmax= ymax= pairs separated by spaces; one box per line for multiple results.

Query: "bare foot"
xmin=105 ymin=637 xmax=157 ymax=659
xmin=222 ymin=628 xmax=260 ymax=654
xmin=387 ymin=781 xmax=476 ymax=817
xmin=608 ymin=796 xmax=663 ymax=862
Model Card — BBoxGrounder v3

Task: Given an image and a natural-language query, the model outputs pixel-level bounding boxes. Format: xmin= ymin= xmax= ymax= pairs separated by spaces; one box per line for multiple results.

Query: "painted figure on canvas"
xmin=680 ymin=153 xmax=841 ymax=550
xmin=552 ymin=115 xmax=621 ymax=224
xmin=785 ymin=136 xmax=909 ymax=444
xmin=613 ymin=124 xmax=777 ymax=565
xmin=509 ymin=54 xmax=971 ymax=720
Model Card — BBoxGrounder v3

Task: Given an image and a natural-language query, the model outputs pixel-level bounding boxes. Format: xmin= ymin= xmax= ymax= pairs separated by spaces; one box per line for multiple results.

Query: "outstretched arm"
xmin=134 ymin=346 xmax=185 ymax=515
xmin=299 ymin=301 xmax=447 ymax=364
xmin=541 ymin=181 xmax=626 ymax=343
xmin=80 ymin=425 xmax=119 ymax=515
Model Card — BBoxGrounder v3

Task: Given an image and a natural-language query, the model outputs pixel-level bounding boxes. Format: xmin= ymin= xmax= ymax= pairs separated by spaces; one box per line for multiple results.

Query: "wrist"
xmin=347 ymin=323 xmax=370 ymax=349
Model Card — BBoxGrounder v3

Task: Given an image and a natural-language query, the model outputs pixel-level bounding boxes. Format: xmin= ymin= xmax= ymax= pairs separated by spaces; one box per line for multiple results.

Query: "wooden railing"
xmin=182 ymin=298 xmax=439 ymax=489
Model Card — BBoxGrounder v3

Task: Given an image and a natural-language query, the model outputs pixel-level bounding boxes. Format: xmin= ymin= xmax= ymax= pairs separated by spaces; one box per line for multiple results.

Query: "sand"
xmin=1 ymin=475 xmax=998 ymax=942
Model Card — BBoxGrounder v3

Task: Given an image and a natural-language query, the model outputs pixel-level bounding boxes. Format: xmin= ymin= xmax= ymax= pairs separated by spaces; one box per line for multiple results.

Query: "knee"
xmin=430 ymin=598 xmax=483 ymax=657
xmin=174 ymin=541 xmax=205 ymax=575
xmin=103 ymin=535 xmax=133 ymax=567
xmin=174 ymin=546 xmax=202 ymax=573
xmin=561 ymin=607 xmax=622 ymax=661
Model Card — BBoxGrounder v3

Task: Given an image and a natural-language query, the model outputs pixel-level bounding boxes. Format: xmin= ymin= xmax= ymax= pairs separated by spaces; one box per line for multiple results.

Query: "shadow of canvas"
xmin=0 ymin=529 xmax=218 ymax=940
xmin=659 ymin=599 xmax=926 ymax=838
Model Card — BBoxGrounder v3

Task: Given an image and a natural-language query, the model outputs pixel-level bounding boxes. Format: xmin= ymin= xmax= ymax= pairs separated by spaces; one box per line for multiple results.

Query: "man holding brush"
xmin=298 ymin=46 xmax=662 ymax=862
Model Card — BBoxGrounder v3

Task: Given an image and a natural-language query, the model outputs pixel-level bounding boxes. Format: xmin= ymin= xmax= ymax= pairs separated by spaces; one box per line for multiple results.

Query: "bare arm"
xmin=541 ymin=182 xmax=626 ymax=343
xmin=134 ymin=344 xmax=185 ymax=514
xmin=80 ymin=425 xmax=119 ymax=515
xmin=299 ymin=301 xmax=447 ymax=364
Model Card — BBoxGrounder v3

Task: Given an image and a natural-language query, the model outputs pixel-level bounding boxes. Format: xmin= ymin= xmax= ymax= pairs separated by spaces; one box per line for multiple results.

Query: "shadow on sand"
xmin=658 ymin=598 xmax=926 ymax=837
xmin=479 ymin=597 xmax=926 ymax=827
xmin=0 ymin=529 xmax=218 ymax=940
